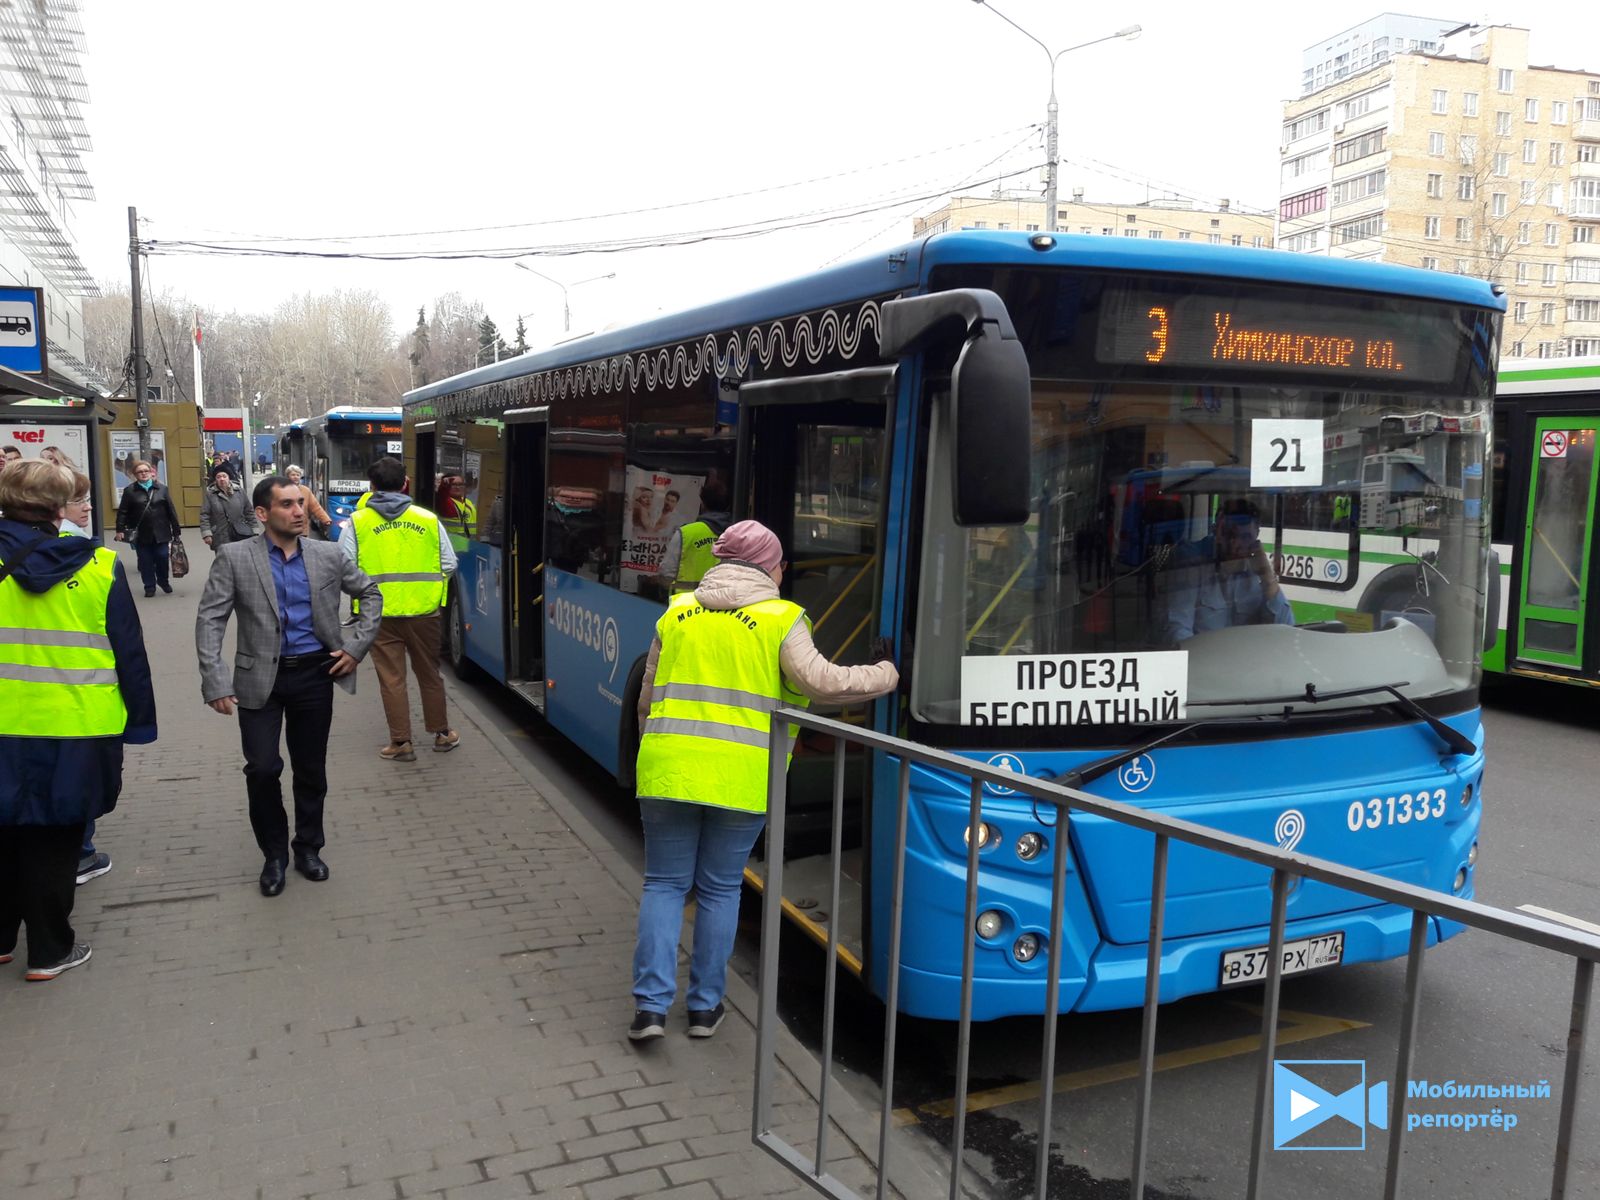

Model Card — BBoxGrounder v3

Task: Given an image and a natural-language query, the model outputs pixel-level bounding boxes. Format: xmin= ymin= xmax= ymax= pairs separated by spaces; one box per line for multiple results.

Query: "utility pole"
xmin=128 ymin=206 xmax=150 ymax=455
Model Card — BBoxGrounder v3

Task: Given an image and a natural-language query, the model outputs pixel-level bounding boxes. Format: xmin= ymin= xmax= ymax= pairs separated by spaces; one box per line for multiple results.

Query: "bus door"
xmin=1517 ymin=420 xmax=1600 ymax=676
xmin=505 ymin=408 xmax=548 ymax=703
xmin=734 ymin=366 xmax=895 ymax=972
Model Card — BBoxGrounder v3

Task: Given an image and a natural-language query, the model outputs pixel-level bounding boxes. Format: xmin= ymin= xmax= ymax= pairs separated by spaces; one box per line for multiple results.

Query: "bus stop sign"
xmin=0 ymin=286 xmax=45 ymax=375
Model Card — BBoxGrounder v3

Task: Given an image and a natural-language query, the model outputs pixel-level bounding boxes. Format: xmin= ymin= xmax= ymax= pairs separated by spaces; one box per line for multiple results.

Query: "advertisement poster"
xmin=110 ymin=430 xmax=167 ymax=503
xmin=620 ymin=465 xmax=704 ymax=594
xmin=463 ymin=451 xmax=483 ymax=510
xmin=1 ymin=421 xmax=87 ymax=479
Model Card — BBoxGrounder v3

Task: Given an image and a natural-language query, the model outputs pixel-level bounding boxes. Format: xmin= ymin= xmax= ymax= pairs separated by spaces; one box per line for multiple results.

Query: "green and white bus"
xmin=1484 ymin=355 xmax=1600 ymax=686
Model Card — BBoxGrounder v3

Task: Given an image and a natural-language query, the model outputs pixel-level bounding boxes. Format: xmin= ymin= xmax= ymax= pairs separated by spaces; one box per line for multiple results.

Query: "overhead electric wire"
xmin=149 ymin=125 xmax=1042 ymax=249
xmin=142 ymin=255 xmax=193 ymax=407
xmin=144 ymin=161 xmax=1051 ymax=263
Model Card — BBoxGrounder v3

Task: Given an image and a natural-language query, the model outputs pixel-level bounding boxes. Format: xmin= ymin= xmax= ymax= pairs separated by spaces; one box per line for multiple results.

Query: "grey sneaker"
xmin=628 ymin=1010 xmax=666 ymax=1042
xmin=686 ymin=1003 xmax=726 ymax=1039
xmin=75 ymin=851 xmax=112 ymax=886
xmin=25 ymin=942 xmax=91 ymax=981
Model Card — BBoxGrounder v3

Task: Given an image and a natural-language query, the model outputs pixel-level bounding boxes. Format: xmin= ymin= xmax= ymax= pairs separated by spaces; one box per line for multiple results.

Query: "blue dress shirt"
xmin=269 ymin=540 xmax=323 ymax=655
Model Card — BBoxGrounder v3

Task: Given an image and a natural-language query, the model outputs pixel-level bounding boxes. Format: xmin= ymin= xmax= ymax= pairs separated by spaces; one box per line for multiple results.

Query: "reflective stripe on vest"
xmin=0 ymin=546 xmax=126 ymax=738
xmin=352 ymin=503 xmax=445 ymax=616
xmin=671 ymin=519 xmax=725 ymax=593
xmin=635 ymin=593 xmax=810 ymax=813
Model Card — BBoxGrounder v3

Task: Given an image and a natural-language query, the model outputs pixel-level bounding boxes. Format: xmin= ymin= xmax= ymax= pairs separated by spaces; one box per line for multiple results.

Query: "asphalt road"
xmin=470 ymin=671 xmax=1600 ymax=1200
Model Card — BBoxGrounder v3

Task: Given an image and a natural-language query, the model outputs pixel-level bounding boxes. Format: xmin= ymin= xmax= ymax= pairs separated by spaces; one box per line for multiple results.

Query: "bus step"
xmin=507 ymin=678 xmax=547 ymax=714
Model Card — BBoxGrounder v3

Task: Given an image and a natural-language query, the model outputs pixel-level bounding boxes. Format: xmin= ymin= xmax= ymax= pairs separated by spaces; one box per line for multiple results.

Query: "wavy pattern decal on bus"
xmin=424 ymin=300 xmax=883 ymax=419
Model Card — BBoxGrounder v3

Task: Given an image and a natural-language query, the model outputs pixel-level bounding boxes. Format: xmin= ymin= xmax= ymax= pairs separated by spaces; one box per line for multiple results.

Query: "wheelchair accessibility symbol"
xmin=1118 ymin=754 xmax=1156 ymax=793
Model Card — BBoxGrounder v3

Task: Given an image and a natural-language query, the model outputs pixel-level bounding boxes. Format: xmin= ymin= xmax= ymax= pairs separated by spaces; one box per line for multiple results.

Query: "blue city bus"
xmin=278 ymin=405 xmax=403 ymax=540
xmin=403 ymin=231 xmax=1500 ymax=1020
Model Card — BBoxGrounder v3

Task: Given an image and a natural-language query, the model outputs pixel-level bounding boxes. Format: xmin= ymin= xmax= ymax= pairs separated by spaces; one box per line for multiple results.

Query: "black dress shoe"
xmin=259 ymin=860 xmax=287 ymax=897
xmin=294 ymin=852 xmax=329 ymax=882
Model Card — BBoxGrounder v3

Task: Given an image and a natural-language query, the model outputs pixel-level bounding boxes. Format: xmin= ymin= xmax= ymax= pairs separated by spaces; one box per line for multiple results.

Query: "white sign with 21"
xmin=1250 ymin=418 xmax=1325 ymax=487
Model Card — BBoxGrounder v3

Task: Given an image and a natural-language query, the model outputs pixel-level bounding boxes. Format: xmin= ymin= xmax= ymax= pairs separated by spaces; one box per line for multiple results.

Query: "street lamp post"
xmin=513 ymin=263 xmax=617 ymax=333
xmin=971 ymin=3 xmax=1140 ymax=232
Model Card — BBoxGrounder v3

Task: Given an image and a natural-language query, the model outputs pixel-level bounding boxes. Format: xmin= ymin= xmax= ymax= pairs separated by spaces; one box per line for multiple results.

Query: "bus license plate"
xmin=1220 ymin=932 xmax=1344 ymax=987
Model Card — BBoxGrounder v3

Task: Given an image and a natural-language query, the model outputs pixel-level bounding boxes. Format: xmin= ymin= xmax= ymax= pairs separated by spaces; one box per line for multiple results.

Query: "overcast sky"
xmin=75 ymin=1 xmax=1589 ymax=353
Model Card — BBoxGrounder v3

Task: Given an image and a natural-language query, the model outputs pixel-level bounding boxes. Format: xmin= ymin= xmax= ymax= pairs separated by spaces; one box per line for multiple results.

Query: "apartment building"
xmin=1278 ymin=22 xmax=1600 ymax=360
xmin=0 ymin=2 xmax=99 ymax=394
xmin=914 ymin=192 xmax=1274 ymax=249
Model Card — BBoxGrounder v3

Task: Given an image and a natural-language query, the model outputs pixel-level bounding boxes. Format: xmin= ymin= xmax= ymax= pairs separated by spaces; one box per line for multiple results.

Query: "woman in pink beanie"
xmin=627 ymin=519 xmax=898 ymax=1042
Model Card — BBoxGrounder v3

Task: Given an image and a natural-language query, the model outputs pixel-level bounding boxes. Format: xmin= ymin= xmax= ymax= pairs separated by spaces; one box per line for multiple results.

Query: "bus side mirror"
xmin=880 ymin=288 xmax=1031 ymax=527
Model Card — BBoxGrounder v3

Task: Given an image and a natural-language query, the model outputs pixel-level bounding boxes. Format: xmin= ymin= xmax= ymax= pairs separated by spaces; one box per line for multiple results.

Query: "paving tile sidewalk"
xmin=0 ymin=543 xmax=922 ymax=1200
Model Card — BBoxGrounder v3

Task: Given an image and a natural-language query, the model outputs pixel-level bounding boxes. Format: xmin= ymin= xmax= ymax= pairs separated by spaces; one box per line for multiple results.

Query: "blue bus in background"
xmin=276 ymin=405 xmax=403 ymax=540
xmin=403 ymin=231 xmax=1500 ymax=1020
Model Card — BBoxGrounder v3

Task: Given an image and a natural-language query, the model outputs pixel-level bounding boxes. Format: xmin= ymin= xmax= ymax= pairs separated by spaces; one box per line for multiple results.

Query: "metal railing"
xmin=750 ymin=709 xmax=1600 ymax=1200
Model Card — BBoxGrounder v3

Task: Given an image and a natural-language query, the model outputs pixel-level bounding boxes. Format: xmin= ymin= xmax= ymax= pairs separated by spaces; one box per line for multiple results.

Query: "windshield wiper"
xmin=1295 ymin=681 xmax=1476 ymax=757
xmin=1192 ymin=681 xmax=1475 ymax=757
xmin=1063 ymin=680 xmax=1476 ymax=792
xmin=1061 ymin=701 xmax=1315 ymax=788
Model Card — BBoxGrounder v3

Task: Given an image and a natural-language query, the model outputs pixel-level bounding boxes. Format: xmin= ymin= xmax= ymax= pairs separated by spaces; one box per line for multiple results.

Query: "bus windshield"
xmin=911 ymin=274 xmax=1495 ymax=735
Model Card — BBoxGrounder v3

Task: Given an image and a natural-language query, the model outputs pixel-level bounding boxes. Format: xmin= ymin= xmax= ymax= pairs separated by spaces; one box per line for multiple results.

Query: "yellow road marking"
xmin=743 ymin=866 xmax=865 ymax=975
xmin=893 ymin=1004 xmax=1369 ymax=1127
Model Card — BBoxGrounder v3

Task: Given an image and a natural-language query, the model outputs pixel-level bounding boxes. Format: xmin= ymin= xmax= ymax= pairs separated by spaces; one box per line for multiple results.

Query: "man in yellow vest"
xmin=342 ymin=456 xmax=459 ymax=761
xmin=652 ymin=476 xmax=731 ymax=596
xmin=0 ymin=461 xmax=156 ymax=981
xmin=628 ymin=520 xmax=898 ymax=1041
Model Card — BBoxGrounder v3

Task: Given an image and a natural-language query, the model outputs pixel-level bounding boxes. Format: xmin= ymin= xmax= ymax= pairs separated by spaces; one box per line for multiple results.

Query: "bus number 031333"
xmin=1348 ymin=790 xmax=1448 ymax=831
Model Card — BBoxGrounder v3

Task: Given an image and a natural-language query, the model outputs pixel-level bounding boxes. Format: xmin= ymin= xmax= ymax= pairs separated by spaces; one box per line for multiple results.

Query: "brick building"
xmin=1278 ymin=21 xmax=1600 ymax=360
xmin=914 ymin=192 xmax=1274 ymax=249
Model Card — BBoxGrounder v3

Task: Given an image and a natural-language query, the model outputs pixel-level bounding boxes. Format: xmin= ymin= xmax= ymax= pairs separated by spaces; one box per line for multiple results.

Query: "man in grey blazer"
xmin=196 ymin=475 xmax=383 ymax=896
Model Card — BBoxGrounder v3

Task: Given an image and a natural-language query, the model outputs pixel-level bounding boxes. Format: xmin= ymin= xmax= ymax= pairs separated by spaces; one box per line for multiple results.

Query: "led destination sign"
xmin=1094 ymin=280 xmax=1465 ymax=384
xmin=329 ymin=420 xmax=403 ymax=436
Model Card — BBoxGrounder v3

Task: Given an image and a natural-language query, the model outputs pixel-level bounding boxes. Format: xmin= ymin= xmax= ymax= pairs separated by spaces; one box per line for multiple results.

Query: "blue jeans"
xmin=81 ymin=819 xmax=95 ymax=859
xmin=133 ymin=541 xmax=169 ymax=591
xmin=633 ymin=798 xmax=766 ymax=1014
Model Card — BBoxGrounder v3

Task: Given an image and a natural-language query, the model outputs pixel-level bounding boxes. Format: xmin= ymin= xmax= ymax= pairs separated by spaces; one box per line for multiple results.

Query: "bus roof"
xmin=319 ymin=405 xmax=402 ymax=419
xmin=404 ymin=231 xmax=1505 ymax=406
xmin=1496 ymin=354 xmax=1600 ymax=394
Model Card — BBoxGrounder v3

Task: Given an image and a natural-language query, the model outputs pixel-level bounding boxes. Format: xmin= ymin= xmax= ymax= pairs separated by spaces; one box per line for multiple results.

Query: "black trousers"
xmin=0 ymin=823 xmax=86 ymax=967
xmin=133 ymin=541 xmax=170 ymax=591
xmin=239 ymin=659 xmax=334 ymax=864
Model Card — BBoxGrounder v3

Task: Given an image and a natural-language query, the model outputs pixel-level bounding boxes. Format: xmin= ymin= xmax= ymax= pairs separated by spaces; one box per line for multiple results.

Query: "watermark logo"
xmin=1274 ymin=1060 xmax=1388 ymax=1150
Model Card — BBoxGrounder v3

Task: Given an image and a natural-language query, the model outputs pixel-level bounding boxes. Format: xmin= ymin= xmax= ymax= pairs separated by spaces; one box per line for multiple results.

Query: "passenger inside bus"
xmin=1162 ymin=498 xmax=1294 ymax=645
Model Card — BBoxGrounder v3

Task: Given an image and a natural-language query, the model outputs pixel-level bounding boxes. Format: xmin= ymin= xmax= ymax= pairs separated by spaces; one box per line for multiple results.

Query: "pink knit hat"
xmin=711 ymin=519 xmax=783 ymax=574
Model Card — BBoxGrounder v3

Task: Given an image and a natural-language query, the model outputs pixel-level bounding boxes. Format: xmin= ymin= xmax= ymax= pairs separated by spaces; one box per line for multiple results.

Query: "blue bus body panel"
xmin=542 ymin=568 xmax=661 ymax=775
xmin=455 ymin=546 xmax=507 ymax=681
xmin=871 ymin=711 xmax=1482 ymax=1021
xmin=403 ymin=233 xmax=1502 ymax=416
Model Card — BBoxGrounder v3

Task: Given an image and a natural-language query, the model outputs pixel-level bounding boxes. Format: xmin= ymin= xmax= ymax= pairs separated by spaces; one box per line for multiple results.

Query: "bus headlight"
xmin=1468 ymin=841 xmax=1478 ymax=867
xmin=1013 ymin=933 xmax=1041 ymax=963
xmin=975 ymin=910 xmax=1004 ymax=940
xmin=1453 ymin=867 xmax=1469 ymax=893
xmin=965 ymin=822 xmax=997 ymax=850
xmin=1462 ymin=783 xmax=1474 ymax=807
xmin=1016 ymin=832 xmax=1046 ymax=861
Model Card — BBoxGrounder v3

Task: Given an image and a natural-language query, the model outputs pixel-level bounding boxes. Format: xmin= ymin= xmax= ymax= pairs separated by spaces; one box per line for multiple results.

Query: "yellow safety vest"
xmin=443 ymin=498 xmax=476 ymax=553
xmin=672 ymin=519 xmax=725 ymax=594
xmin=352 ymin=503 xmax=446 ymax=617
xmin=0 ymin=545 xmax=126 ymax=738
xmin=636 ymin=593 xmax=811 ymax=812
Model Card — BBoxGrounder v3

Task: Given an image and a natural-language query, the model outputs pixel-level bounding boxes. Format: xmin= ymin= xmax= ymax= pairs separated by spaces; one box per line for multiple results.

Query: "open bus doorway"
xmin=735 ymin=369 xmax=894 ymax=979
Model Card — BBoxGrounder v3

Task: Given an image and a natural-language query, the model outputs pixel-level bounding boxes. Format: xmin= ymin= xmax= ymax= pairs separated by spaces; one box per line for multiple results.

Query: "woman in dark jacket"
xmin=114 ymin=459 xmax=182 ymax=596
xmin=0 ymin=460 xmax=157 ymax=980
